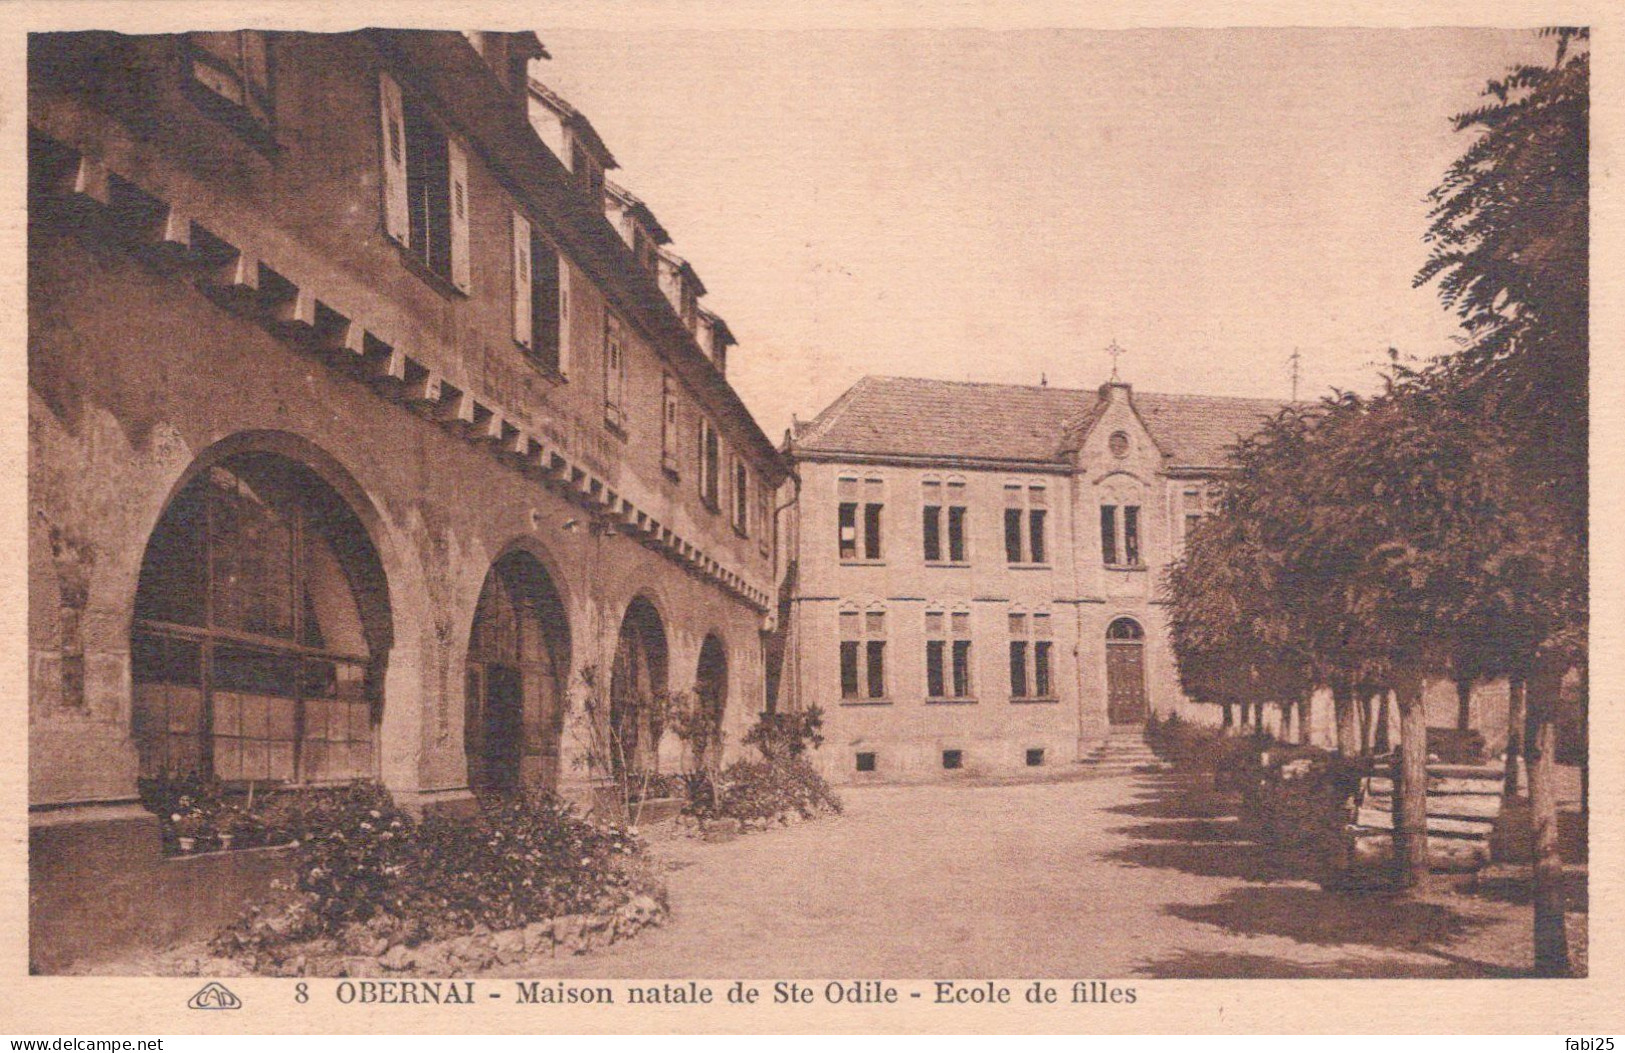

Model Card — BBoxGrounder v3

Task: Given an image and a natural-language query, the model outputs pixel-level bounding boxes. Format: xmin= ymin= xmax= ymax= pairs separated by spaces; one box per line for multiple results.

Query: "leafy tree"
xmin=1418 ymin=28 xmax=1588 ymax=975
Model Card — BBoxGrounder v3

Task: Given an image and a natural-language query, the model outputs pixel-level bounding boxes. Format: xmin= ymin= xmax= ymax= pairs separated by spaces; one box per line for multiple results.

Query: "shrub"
xmin=1237 ymin=749 xmax=1367 ymax=882
xmin=214 ymin=785 xmax=663 ymax=959
xmin=741 ymin=707 xmax=825 ymax=762
xmin=687 ymin=757 xmax=842 ymax=824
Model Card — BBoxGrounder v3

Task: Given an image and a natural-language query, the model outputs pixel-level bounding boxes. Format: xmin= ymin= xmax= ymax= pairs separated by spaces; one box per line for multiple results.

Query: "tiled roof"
xmin=792 ymin=375 xmax=1286 ymax=469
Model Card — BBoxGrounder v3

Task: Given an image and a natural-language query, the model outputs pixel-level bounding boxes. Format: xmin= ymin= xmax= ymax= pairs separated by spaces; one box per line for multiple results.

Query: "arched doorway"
xmin=131 ymin=453 xmax=390 ymax=784
xmin=609 ymin=596 xmax=668 ymax=776
xmin=465 ymin=550 xmax=570 ymax=795
xmin=1106 ymin=616 xmax=1147 ymax=726
xmin=693 ymin=634 xmax=728 ymax=770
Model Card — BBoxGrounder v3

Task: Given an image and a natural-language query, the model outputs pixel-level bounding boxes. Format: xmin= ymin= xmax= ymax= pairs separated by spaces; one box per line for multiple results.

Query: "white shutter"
xmin=512 ymin=212 xmax=533 ymax=348
xmin=378 ymin=72 xmax=409 ymax=244
xmin=448 ymin=140 xmax=471 ymax=293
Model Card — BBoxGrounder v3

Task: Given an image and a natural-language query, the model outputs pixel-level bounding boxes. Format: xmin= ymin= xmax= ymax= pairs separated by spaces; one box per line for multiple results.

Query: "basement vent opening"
xmin=1026 ymin=748 xmax=1045 ymax=767
xmin=942 ymin=749 xmax=963 ymax=771
xmin=855 ymin=752 xmax=876 ymax=773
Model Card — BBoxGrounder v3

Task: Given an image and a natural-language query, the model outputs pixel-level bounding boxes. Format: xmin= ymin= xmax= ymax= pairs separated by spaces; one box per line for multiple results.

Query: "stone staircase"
xmin=1078 ymin=728 xmax=1165 ymax=775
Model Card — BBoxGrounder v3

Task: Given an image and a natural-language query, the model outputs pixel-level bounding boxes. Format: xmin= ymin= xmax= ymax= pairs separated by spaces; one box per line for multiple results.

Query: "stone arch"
xmin=464 ymin=547 xmax=572 ymax=795
xmin=609 ymin=593 xmax=669 ymax=776
xmin=129 ymin=443 xmax=394 ymax=784
xmin=692 ymin=632 xmax=729 ymax=770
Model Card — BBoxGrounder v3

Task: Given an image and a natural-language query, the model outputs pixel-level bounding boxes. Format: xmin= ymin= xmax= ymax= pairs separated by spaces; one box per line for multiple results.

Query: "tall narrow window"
xmin=838 ymin=501 xmax=858 ymax=560
xmin=1101 ymin=505 xmax=1119 ymax=565
xmin=947 ymin=479 xmax=968 ymax=562
xmin=1034 ymin=612 xmax=1054 ymax=698
xmin=531 ymin=232 xmax=562 ymax=372
xmin=661 ymin=375 xmax=680 ymax=477
xmin=602 ymin=315 xmax=626 ymax=431
xmin=839 ymin=606 xmax=862 ymax=699
xmin=382 ymin=81 xmax=471 ymax=293
xmin=699 ymin=419 xmax=720 ymax=510
xmin=513 ymin=213 xmax=563 ymax=374
xmin=863 ymin=476 xmax=885 ymax=561
xmin=925 ymin=610 xmax=946 ymax=699
xmin=1005 ymin=508 xmax=1023 ymax=564
xmin=922 ymin=478 xmax=942 ymax=563
xmin=1124 ymin=505 xmax=1141 ymax=565
xmin=1009 ymin=610 xmax=1029 ymax=698
xmin=732 ymin=459 xmax=750 ymax=536
xmin=1028 ymin=486 xmax=1048 ymax=564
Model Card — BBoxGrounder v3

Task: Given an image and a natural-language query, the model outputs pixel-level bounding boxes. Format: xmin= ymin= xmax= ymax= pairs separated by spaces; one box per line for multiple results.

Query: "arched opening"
xmin=465 ymin=550 xmax=571 ymax=796
xmin=609 ymin=596 xmax=668 ymax=777
xmin=131 ymin=453 xmax=391 ymax=784
xmin=1105 ymin=617 xmax=1148 ymax=725
xmin=693 ymin=633 xmax=729 ymax=770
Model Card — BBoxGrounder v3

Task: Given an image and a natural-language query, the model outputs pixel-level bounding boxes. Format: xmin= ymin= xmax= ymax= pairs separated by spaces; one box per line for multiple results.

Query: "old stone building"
xmin=779 ymin=375 xmax=1291 ymax=782
xmin=28 ymin=29 xmax=785 ymax=968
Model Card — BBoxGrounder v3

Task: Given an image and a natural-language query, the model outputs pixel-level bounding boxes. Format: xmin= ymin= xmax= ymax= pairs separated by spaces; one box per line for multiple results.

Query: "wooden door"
xmin=1106 ymin=642 xmax=1148 ymax=725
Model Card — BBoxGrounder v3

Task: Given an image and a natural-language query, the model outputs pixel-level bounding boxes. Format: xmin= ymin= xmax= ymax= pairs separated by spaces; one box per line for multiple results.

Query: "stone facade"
xmin=779 ymin=376 xmax=1289 ymax=783
xmin=28 ymin=29 xmax=785 ymax=969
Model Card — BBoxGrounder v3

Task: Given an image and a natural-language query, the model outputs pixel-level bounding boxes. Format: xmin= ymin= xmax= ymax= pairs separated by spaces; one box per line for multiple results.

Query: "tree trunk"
xmin=1297 ymin=693 xmax=1312 ymax=746
xmin=1333 ymin=683 xmax=1359 ymax=756
xmin=1526 ymin=662 xmax=1571 ymax=977
xmin=1358 ymin=690 xmax=1375 ymax=755
xmin=1222 ymin=702 xmax=1234 ymax=729
xmin=1393 ymin=671 xmax=1431 ymax=891
xmin=1374 ymin=690 xmax=1392 ymax=754
xmin=1456 ymin=676 xmax=1474 ymax=732
xmin=1278 ymin=701 xmax=1293 ymax=742
xmin=1503 ymin=678 xmax=1526 ymax=801
xmin=1252 ymin=701 xmax=1264 ymax=734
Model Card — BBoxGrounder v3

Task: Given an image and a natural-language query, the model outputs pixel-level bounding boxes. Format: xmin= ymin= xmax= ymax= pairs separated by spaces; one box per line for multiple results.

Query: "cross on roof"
xmin=1106 ymin=339 xmax=1128 ymax=382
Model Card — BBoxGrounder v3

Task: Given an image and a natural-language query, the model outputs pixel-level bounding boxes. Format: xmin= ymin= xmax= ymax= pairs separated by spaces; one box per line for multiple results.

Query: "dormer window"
xmin=571 ymin=140 xmax=605 ymax=206
xmin=186 ymin=32 xmax=274 ymax=147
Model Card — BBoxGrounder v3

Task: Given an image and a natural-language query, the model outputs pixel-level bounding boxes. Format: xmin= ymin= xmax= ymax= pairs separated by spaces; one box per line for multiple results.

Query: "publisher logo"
xmin=187 ymin=982 xmax=242 ymax=1010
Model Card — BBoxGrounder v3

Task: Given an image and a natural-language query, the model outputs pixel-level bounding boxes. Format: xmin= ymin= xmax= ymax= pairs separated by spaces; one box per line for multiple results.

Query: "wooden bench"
xmin=1347 ymin=762 xmax=1506 ymax=873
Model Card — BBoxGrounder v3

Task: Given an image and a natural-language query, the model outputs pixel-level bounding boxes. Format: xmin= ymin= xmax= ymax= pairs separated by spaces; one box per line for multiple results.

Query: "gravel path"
xmin=514 ymin=770 xmax=1580 ymax=979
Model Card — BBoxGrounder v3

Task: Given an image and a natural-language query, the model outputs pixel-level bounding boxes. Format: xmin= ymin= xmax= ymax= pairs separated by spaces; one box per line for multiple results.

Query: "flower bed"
xmin=207 ymin=784 xmax=667 ymax=974
xmin=682 ymin=757 xmax=843 ymax=831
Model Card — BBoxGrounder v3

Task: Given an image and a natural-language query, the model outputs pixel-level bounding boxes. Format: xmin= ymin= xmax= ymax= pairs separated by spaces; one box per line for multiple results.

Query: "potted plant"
xmin=169 ymin=794 xmax=214 ymax=852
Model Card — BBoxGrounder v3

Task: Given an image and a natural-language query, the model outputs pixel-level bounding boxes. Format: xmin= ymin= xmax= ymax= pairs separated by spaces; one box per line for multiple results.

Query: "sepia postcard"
xmin=4 ymin=0 xmax=1621 ymax=1036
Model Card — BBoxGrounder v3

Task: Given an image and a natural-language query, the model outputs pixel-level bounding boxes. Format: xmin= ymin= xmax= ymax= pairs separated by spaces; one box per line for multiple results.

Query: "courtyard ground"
xmin=505 ymin=768 xmax=1587 ymax=979
xmin=89 ymin=766 xmax=1586 ymax=978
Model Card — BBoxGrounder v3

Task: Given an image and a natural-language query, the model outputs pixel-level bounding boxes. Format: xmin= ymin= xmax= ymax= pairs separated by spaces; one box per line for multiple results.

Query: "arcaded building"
xmin=780 ymin=375 xmax=1288 ymax=783
xmin=28 ymin=29 xmax=784 ymax=967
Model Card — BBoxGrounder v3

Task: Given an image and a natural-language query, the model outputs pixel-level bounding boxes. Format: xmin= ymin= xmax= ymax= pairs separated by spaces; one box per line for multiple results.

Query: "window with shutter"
xmin=512 ymin=212 xmax=533 ymax=349
xmin=379 ymin=73 xmax=409 ymax=243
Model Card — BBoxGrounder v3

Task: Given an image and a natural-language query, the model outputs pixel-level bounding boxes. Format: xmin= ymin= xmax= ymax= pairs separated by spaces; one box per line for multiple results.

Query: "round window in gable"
xmin=1109 ymin=431 xmax=1130 ymax=458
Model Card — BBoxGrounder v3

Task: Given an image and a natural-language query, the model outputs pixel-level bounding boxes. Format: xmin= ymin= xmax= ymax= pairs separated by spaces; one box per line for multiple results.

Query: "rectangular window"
xmin=758 ymin=488 xmax=772 ymax=557
xmin=603 ymin=316 xmax=626 ymax=431
xmin=531 ymin=233 xmax=562 ymax=372
xmin=1101 ymin=505 xmax=1119 ymax=565
xmin=856 ymin=751 xmax=877 ymax=773
xmin=952 ymin=640 xmax=972 ymax=698
xmin=512 ymin=214 xmax=563 ymax=373
xmin=1005 ymin=508 xmax=1023 ymax=564
xmin=838 ymin=502 xmax=858 ymax=560
xmin=1034 ymin=640 xmax=1053 ymax=698
xmin=661 ymin=376 xmax=680 ymax=476
xmin=1124 ymin=505 xmax=1141 ymax=565
xmin=948 ymin=504 xmax=967 ymax=562
xmin=942 ymin=749 xmax=963 ymax=771
xmin=923 ymin=504 xmax=942 ymax=562
xmin=188 ymin=32 xmax=273 ymax=142
xmin=733 ymin=460 xmax=750 ymax=536
xmin=863 ymin=503 xmax=884 ymax=561
xmin=700 ymin=419 xmax=720 ymax=510
xmin=404 ymin=101 xmax=452 ymax=280
xmin=1026 ymin=748 xmax=1045 ymax=768
xmin=866 ymin=640 xmax=886 ymax=699
xmin=1029 ymin=508 xmax=1048 ymax=565
xmin=1009 ymin=640 xmax=1029 ymax=698
xmin=840 ymin=641 xmax=860 ymax=699
xmin=926 ymin=639 xmax=946 ymax=698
